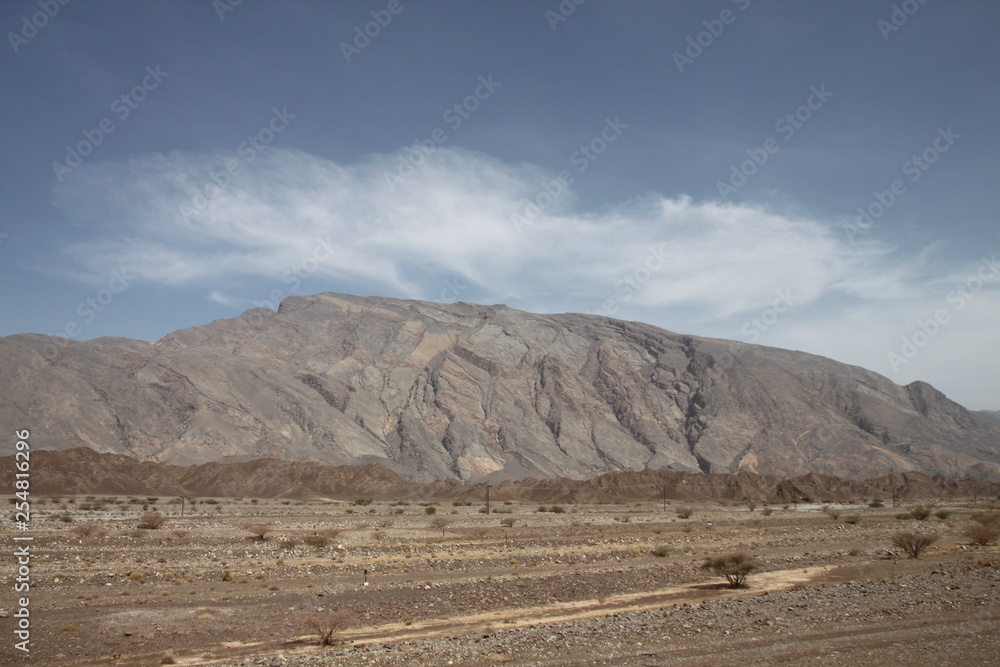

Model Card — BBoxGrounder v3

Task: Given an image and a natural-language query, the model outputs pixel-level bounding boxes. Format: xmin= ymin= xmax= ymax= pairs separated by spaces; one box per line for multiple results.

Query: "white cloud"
xmin=48 ymin=147 xmax=1000 ymax=409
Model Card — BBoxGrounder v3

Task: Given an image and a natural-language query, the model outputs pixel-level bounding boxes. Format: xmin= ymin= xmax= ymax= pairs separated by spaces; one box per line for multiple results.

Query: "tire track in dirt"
xmin=160 ymin=565 xmax=832 ymax=666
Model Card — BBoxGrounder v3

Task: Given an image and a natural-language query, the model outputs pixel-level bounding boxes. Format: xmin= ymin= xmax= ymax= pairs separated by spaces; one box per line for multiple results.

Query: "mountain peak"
xmin=2 ymin=293 xmax=998 ymax=482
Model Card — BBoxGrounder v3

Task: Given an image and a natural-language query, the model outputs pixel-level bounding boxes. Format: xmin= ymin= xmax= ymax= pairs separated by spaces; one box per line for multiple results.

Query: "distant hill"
xmin=1 ymin=292 xmax=998 ymax=481
xmin=9 ymin=448 xmax=997 ymax=503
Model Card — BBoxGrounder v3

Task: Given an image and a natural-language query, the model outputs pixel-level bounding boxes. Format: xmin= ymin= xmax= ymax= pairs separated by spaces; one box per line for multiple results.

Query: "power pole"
xmin=662 ymin=485 xmax=667 ymax=512
xmin=486 ymin=485 xmax=491 ymax=515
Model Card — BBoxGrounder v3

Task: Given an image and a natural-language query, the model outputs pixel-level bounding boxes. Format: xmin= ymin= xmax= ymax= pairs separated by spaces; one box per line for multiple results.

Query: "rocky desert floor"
xmin=2 ymin=495 xmax=998 ymax=666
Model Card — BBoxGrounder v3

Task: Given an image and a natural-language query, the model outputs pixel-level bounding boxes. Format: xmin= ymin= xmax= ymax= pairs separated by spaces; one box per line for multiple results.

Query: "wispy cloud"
xmin=51 ymin=147 xmax=901 ymax=313
xmin=47 ymin=147 xmax=999 ymax=408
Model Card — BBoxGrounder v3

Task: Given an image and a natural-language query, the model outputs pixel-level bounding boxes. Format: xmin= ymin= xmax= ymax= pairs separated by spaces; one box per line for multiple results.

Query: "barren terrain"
xmin=2 ymin=492 xmax=999 ymax=665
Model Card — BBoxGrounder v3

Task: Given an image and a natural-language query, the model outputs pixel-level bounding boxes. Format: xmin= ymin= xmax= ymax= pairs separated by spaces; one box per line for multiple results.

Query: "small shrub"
xmin=821 ymin=506 xmax=841 ymax=521
xmin=891 ymin=531 xmax=938 ymax=558
xmin=971 ymin=512 xmax=1000 ymax=526
xmin=675 ymin=506 xmax=693 ymax=519
xmin=895 ymin=513 xmax=915 ymax=521
xmin=934 ymin=510 xmax=952 ymax=520
xmin=652 ymin=545 xmax=670 ymax=558
xmin=963 ymin=522 xmax=1000 ymax=546
xmin=303 ymin=533 xmax=329 ymax=548
xmin=424 ymin=506 xmax=437 ymax=515
xmin=242 ymin=522 xmax=272 ymax=541
xmin=536 ymin=506 xmax=548 ymax=513
xmin=138 ymin=511 xmax=166 ymax=530
xmin=71 ymin=522 xmax=106 ymax=539
xmin=699 ymin=552 xmax=761 ymax=588
xmin=500 ymin=517 xmax=516 ymax=528
xmin=298 ymin=610 xmax=355 ymax=646
xmin=320 ymin=527 xmax=343 ymax=540
xmin=353 ymin=498 xmax=372 ymax=506
xmin=910 ymin=506 xmax=932 ymax=521
xmin=761 ymin=507 xmax=773 ymax=516
xmin=869 ymin=500 xmax=884 ymax=508
xmin=550 ymin=505 xmax=566 ymax=514
xmin=843 ymin=515 xmax=861 ymax=525
xmin=171 ymin=529 xmax=189 ymax=539
xmin=429 ymin=517 xmax=450 ymax=537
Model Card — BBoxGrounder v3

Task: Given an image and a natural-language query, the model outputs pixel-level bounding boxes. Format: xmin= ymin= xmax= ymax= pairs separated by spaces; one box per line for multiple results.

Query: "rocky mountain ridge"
xmin=1 ymin=292 xmax=998 ymax=481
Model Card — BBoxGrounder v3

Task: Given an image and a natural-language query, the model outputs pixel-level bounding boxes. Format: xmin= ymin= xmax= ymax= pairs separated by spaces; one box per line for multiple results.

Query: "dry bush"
xmin=963 ymin=522 xmax=1000 ymax=546
xmin=138 ymin=511 xmax=167 ymax=530
xmin=909 ymin=506 xmax=932 ymax=521
xmin=699 ymin=552 xmax=761 ymax=588
xmin=171 ymin=529 xmax=189 ymax=539
xmin=821 ymin=505 xmax=841 ymax=521
xmin=242 ymin=522 xmax=272 ymax=540
xmin=303 ymin=533 xmax=329 ymax=547
xmin=298 ymin=610 xmax=355 ymax=646
xmin=652 ymin=545 xmax=670 ymax=558
xmin=843 ymin=515 xmax=861 ymax=525
xmin=500 ymin=517 xmax=516 ymax=528
xmin=429 ymin=517 xmax=451 ymax=537
xmin=971 ymin=511 xmax=1000 ymax=526
xmin=71 ymin=522 xmax=106 ymax=539
xmin=319 ymin=527 xmax=342 ymax=541
xmin=761 ymin=507 xmax=773 ymax=516
xmin=675 ymin=506 xmax=694 ymax=519
xmin=891 ymin=531 xmax=938 ymax=558
xmin=742 ymin=497 xmax=757 ymax=512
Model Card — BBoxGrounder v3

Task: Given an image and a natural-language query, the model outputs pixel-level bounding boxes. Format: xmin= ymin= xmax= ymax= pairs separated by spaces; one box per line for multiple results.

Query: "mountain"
xmin=1 ymin=292 xmax=998 ymax=482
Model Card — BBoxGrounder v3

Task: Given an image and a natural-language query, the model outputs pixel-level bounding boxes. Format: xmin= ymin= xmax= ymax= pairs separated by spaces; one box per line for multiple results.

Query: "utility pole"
xmin=486 ymin=485 xmax=491 ymax=515
xmin=662 ymin=485 xmax=667 ymax=512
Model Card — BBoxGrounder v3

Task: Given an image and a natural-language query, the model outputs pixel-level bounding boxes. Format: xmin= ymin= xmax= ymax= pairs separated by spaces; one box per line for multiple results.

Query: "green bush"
xmin=424 ymin=506 xmax=436 ymax=515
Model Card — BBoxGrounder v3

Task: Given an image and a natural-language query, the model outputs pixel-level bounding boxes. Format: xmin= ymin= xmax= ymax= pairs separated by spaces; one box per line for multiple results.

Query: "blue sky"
xmin=1 ymin=1 xmax=998 ymax=410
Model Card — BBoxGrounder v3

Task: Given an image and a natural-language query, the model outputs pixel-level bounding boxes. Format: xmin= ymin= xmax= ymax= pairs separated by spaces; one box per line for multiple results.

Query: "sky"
xmin=1 ymin=1 xmax=998 ymax=410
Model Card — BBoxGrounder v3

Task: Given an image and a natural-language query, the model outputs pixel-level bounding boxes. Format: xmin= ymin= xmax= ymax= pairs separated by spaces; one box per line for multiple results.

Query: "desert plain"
xmin=2 ymin=492 xmax=999 ymax=666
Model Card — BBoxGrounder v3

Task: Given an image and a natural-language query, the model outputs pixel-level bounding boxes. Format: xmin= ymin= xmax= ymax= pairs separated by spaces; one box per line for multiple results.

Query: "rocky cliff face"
xmin=1 ymin=292 xmax=998 ymax=481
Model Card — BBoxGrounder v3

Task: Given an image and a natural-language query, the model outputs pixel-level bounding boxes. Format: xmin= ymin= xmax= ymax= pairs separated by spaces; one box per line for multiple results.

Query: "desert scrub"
xmin=699 ymin=553 xmax=761 ymax=588
xmin=297 ymin=610 xmax=356 ymax=645
xmin=891 ymin=531 xmax=938 ymax=558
